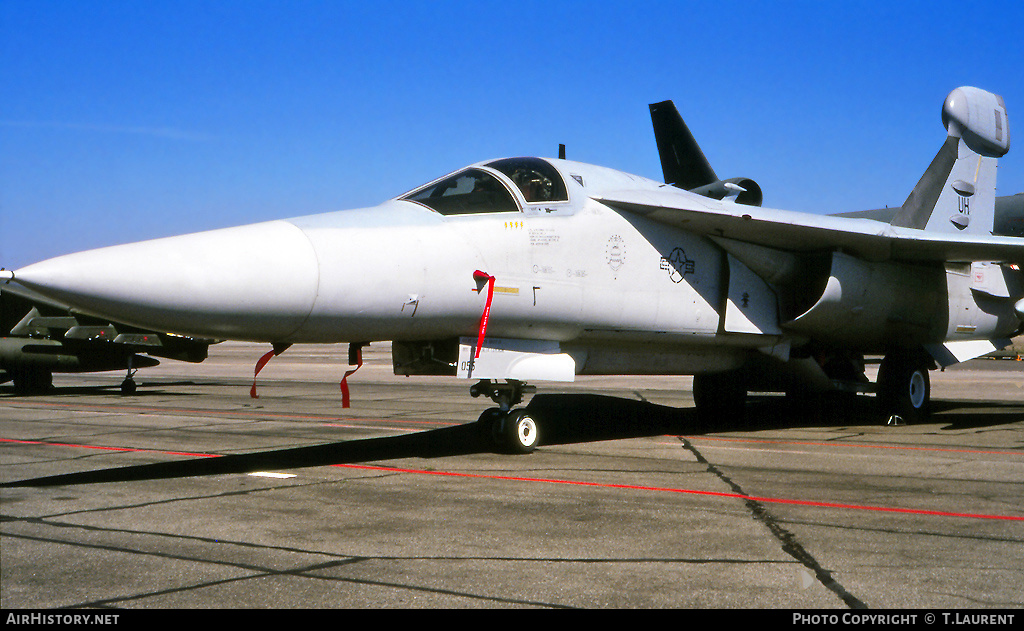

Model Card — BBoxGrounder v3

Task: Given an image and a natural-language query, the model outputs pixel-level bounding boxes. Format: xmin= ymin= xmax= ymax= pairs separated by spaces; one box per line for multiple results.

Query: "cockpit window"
xmin=401 ymin=168 xmax=519 ymax=215
xmin=486 ymin=157 xmax=568 ymax=203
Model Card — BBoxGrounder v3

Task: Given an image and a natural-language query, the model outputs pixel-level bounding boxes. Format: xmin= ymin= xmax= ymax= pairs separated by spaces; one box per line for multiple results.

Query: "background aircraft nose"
xmin=11 ymin=220 xmax=320 ymax=341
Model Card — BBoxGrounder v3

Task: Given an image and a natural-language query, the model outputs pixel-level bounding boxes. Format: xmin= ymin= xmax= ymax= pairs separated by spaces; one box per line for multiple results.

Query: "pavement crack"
xmin=65 ymin=552 xmax=572 ymax=609
xmin=678 ymin=436 xmax=868 ymax=609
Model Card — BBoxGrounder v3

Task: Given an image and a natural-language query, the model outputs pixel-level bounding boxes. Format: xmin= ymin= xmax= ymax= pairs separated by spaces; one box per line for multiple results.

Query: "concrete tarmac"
xmin=1 ymin=342 xmax=1022 ymax=609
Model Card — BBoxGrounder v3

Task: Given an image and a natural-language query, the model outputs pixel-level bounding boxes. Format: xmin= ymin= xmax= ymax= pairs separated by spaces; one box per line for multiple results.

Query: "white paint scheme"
xmin=11 ymin=221 xmax=321 ymax=341
xmin=457 ymin=338 xmax=575 ymax=382
xmin=929 ymin=339 xmax=1007 ymax=366
xmin=724 ymin=254 xmax=781 ymax=335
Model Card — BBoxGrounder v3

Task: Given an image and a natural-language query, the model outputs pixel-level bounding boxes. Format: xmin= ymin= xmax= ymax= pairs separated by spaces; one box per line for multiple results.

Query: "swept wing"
xmin=594 ymin=187 xmax=1024 ymax=265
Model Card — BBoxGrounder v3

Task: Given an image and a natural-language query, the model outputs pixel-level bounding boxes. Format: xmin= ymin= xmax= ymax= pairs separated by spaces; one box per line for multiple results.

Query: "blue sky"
xmin=2 ymin=0 xmax=1022 ymax=268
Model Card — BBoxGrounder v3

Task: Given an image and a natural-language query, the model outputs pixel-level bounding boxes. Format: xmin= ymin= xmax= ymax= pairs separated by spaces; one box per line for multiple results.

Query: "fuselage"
xmin=10 ymin=157 xmax=1024 ymax=377
xmin=11 ymin=159 xmax=727 ymax=342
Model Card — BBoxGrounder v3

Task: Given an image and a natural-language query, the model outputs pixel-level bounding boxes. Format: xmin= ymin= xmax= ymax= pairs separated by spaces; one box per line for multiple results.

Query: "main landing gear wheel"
xmin=692 ymin=370 xmax=747 ymax=430
xmin=876 ymin=352 xmax=932 ymax=424
xmin=10 ymin=367 xmax=52 ymax=394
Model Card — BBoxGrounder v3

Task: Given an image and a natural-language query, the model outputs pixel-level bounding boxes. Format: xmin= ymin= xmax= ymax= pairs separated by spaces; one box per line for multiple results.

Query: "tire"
xmin=12 ymin=368 xmax=52 ymax=394
xmin=503 ymin=409 xmax=540 ymax=454
xmin=693 ymin=371 xmax=747 ymax=429
xmin=877 ymin=354 xmax=931 ymax=424
xmin=476 ymin=407 xmax=503 ymax=445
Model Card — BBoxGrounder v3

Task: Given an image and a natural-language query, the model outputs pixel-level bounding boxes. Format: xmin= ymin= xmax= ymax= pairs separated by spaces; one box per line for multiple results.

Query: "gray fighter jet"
xmin=3 ymin=87 xmax=1022 ymax=452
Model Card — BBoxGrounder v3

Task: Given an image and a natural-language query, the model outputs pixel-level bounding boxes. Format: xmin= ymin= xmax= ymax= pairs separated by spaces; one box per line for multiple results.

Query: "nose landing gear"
xmin=471 ymin=379 xmax=539 ymax=453
xmin=120 ymin=354 xmax=138 ymax=395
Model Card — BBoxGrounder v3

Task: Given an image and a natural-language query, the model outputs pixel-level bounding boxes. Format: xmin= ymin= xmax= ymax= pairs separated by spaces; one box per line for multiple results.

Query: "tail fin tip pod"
xmin=942 ymin=86 xmax=1010 ymax=158
xmin=892 ymin=87 xmax=1010 ymax=235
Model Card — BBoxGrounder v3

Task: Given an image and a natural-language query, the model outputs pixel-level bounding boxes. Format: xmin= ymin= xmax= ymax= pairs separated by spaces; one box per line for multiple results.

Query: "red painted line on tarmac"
xmin=4 ymin=437 xmax=1021 ymax=522
xmin=678 ymin=435 xmax=1022 ymax=457
xmin=1 ymin=400 xmax=449 ymax=427
xmin=334 ymin=463 xmax=1024 ymax=522
xmin=0 ymin=437 xmax=217 ymax=458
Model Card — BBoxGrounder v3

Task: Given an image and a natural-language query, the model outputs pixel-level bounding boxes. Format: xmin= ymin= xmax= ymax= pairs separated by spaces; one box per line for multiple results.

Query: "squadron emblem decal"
xmin=605 ymin=235 xmax=626 ymax=274
xmin=659 ymin=247 xmax=695 ymax=283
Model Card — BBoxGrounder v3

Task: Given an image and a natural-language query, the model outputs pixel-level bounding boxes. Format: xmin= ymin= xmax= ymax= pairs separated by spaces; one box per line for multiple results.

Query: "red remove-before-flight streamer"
xmin=473 ymin=270 xmax=495 ymax=358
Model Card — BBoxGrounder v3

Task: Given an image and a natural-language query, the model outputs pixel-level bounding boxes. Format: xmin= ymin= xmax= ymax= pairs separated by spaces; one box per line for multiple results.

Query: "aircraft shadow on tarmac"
xmin=0 ymin=381 xmax=224 ymax=398
xmin=927 ymin=400 xmax=1024 ymax=430
xmin=2 ymin=393 xmax=1020 ymax=488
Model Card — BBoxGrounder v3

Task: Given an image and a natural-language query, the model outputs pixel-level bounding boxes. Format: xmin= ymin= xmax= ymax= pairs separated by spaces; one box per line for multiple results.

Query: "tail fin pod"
xmin=891 ymin=87 xmax=1010 ymax=236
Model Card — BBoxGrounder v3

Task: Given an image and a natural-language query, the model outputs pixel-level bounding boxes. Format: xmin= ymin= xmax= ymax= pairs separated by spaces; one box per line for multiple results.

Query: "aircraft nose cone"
xmin=13 ymin=220 xmax=320 ymax=341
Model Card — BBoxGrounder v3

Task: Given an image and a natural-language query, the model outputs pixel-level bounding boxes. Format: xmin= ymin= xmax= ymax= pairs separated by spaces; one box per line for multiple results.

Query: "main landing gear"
xmin=692 ymin=369 xmax=747 ymax=429
xmin=8 ymin=367 xmax=53 ymax=394
xmin=876 ymin=351 xmax=933 ymax=425
xmin=471 ymin=379 xmax=539 ymax=454
xmin=120 ymin=355 xmax=138 ymax=395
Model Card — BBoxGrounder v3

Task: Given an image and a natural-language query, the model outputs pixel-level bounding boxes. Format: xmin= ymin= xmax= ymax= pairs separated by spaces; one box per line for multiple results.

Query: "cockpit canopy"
xmin=485 ymin=157 xmax=568 ymax=203
xmin=401 ymin=157 xmax=568 ymax=215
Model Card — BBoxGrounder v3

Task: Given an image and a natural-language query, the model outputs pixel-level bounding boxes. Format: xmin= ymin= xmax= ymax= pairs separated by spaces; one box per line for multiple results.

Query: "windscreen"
xmin=402 ymin=169 xmax=519 ymax=215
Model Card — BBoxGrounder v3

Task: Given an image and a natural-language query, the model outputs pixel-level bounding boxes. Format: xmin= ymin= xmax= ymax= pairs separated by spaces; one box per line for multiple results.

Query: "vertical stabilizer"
xmin=649 ymin=100 xmax=718 ymax=190
xmin=891 ymin=87 xmax=1009 ymax=236
xmin=649 ymin=100 xmax=764 ymax=206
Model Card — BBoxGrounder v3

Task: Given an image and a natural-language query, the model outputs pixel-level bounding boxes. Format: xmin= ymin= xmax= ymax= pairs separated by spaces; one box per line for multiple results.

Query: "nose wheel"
xmin=472 ymin=380 xmax=539 ymax=454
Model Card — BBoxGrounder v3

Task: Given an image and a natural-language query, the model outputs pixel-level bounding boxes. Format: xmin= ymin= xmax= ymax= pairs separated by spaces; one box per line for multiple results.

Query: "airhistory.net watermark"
xmin=5 ymin=613 xmax=119 ymax=625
